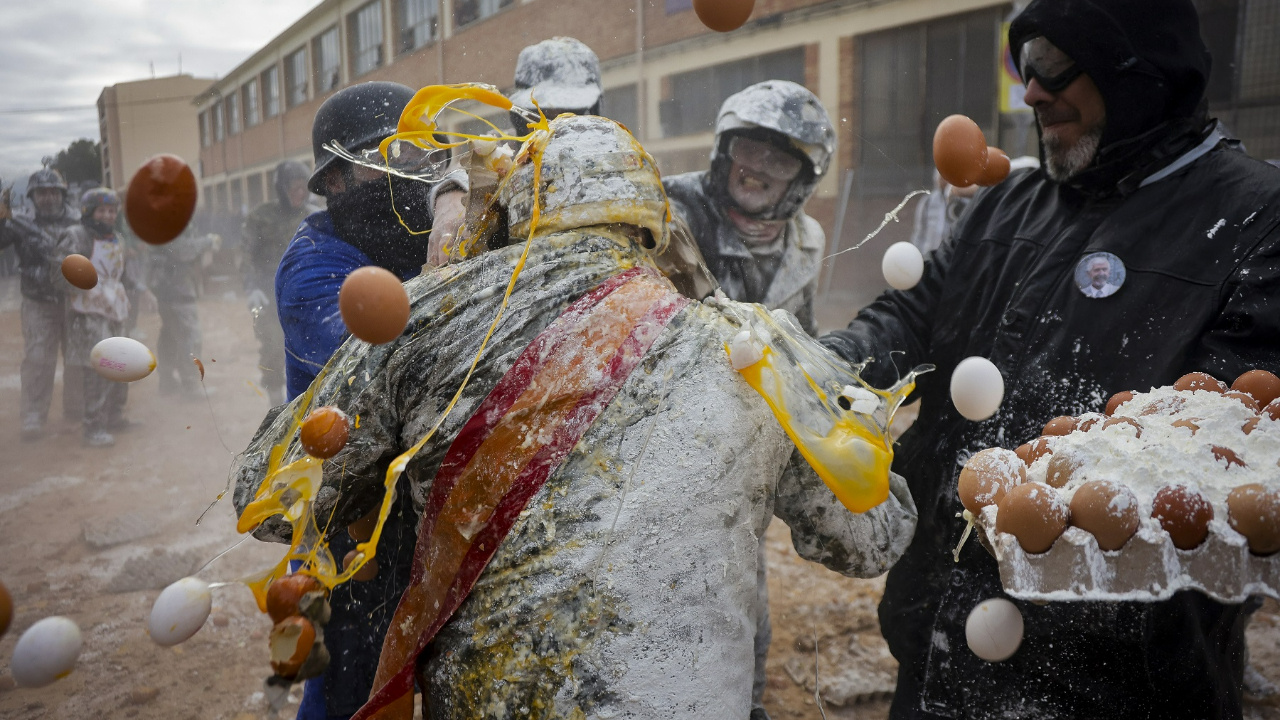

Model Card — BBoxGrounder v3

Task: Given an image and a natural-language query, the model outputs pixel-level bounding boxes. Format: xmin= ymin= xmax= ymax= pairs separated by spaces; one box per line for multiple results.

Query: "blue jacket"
xmin=276 ymin=211 xmax=418 ymax=401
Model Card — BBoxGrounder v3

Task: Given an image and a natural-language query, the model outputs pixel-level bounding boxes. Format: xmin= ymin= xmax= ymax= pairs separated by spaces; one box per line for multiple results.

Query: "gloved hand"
xmin=247 ymin=288 xmax=270 ymax=312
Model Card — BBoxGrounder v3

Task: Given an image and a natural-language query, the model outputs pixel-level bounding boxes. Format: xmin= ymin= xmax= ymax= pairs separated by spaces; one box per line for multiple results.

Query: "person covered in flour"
xmin=231 ymin=114 xmax=917 ymax=720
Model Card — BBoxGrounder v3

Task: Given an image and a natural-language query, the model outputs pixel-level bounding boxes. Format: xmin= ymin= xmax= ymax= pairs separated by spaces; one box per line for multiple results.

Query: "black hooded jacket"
xmin=821 ymin=3 xmax=1280 ymax=718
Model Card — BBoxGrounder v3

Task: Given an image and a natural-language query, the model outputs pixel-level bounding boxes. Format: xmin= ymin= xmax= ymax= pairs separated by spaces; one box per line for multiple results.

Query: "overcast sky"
xmin=0 ymin=0 xmax=319 ymax=186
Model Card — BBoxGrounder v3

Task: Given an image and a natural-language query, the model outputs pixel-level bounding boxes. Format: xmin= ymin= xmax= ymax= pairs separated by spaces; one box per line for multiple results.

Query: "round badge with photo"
xmin=1074 ymin=252 xmax=1125 ymax=299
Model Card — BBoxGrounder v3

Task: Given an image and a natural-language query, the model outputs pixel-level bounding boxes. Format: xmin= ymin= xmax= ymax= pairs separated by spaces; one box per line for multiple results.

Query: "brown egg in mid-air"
xmin=692 ymin=0 xmax=754 ymax=32
xmin=996 ymin=482 xmax=1069 ymax=554
xmin=933 ymin=115 xmax=989 ymax=188
xmin=125 ymin=154 xmax=198 ymax=245
xmin=1070 ymin=480 xmax=1140 ymax=551
xmin=348 ymin=507 xmax=380 ymax=542
xmin=61 ymin=254 xmax=97 ymax=290
xmin=1104 ymin=391 xmax=1134 ymax=416
xmin=1232 ymin=369 xmax=1280 ymax=408
xmin=265 ymin=573 xmax=326 ymax=624
xmin=300 ymin=406 xmax=350 ymax=459
xmin=957 ymin=447 xmax=1026 ymax=514
xmin=1226 ymin=484 xmax=1280 ymax=555
xmin=269 ymin=616 xmax=317 ymax=679
xmin=975 ymin=147 xmax=1011 ymax=187
xmin=1044 ymin=453 xmax=1080 ymax=489
xmin=0 ymin=580 xmax=11 ymax=639
xmin=1174 ymin=372 xmax=1227 ymax=394
xmin=343 ymin=549 xmax=379 ymax=582
xmin=339 ymin=266 xmax=411 ymax=345
xmin=1041 ymin=416 xmax=1078 ymax=437
xmin=1151 ymin=484 xmax=1213 ymax=550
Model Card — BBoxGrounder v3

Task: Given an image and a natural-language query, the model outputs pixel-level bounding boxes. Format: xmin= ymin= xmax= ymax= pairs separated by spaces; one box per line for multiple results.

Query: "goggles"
xmin=1018 ymin=36 xmax=1084 ymax=93
xmin=727 ymin=136 xmax=804 ymax=182
xmin=322 ymin=138 xmax=452 ymax=182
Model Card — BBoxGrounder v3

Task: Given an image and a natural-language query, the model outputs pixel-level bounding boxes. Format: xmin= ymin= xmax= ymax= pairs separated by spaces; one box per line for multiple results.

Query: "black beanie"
xmin=1009 ymin=0 xmax=1210 ymax=149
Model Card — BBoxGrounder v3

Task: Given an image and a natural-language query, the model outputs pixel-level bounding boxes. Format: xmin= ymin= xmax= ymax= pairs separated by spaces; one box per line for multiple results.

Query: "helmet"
xmin=308 ymin=82 xmax=417 ymax=195
xmin=274 ymin=160 xmax=310 ymax=205
xmin=709 ymin=80 xmax=835 ymax=221
xmin=508 ymin=37 xmax=602 ymax=117
xmin=500 ymin=115 xmax=667 ymax=250
xmin=27 ymin=158 xmax=68 ymax=200
xmin=80 ymin=187 xmax=119 ymax=234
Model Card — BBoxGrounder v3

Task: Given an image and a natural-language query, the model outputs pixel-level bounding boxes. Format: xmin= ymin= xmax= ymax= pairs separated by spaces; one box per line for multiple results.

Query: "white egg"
xmin=11 ymin=616 xmax=83 ymax=687
xmin=729 ymin=330 xmax=764 ymax=370
xmin=149 ymin=577 xmax=212 ymax=647
xmin=965 ymin=597 xmax=1024 ymax=662
xmin=89 ymin=336 xmax=157 ymax=382
xmin=882 ymin=241 xmax=924 ymax=290
xmin=950 ymin=356 xmax=1004 ymax=421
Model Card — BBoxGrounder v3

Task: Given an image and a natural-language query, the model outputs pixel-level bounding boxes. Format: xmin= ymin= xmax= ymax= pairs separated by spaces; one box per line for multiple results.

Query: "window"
xmin=453 ymin=0 xmax=514 ymax=29
xmin=230 ymin=178 xmax=244 ymax=215
xmin=226 ymin=91 xmax=242 ymax=135
xmin=398 ymin=0 xmax=438 ymax=54
xmin=858 ymin=8 xmax=1000 ymax=194
xmin=314 ymin=26 xmax=342 ymax=93
xmin=602 ymin=84 xmax=639 ymax=134
xmin=199 ymin=111 xmax=211 ymax=147
xmin=349 ymin=2 xmax=385 ymax=77
xmin=243 ymin=80 xmax=261 ymax=128
xmin=660 ymin=47 xmax=806 ymax=138
xmin=262 ymin=66 xmax=281 ymax=118
xmin=285 ymin=47 xmax=308 ymax=107
xmin=213 ymin=101 xmax=225 ymax=141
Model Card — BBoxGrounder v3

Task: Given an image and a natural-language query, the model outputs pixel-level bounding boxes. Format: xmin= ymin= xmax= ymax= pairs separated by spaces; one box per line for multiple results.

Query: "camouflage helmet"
xmin=80 ymin=187 xmax=120 ymax=219
xmin=500 ymin=115 xmax=667 ymax=250
xmin=709 ymin=80 xmax=835 ymax=221
xmin=27 ymin=158 xmax=68 ymax=200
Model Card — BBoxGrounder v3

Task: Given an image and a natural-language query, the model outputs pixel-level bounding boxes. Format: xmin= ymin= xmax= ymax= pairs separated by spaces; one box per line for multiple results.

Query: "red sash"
xmin=354 ymin=267 xmax=688 ymax=719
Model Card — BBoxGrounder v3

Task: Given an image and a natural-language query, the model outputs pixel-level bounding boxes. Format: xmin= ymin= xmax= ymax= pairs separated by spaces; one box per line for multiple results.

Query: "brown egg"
xmin=1151 ymin=484 xmax=1213 ymax=550
xmin=1140 ymin=396 xmax=1186 ymax=416
xmin=996 ymin=482 xmax=1069 ymax=554
xmin=933 ymin=115 xmax=989 ymax=188
xmin=1014 ymin=442 xmax=1033 ymax=466
xmin=1243 ymin=417 xmax=1260 ymax=435
xmin=1041 ymin=416 xmax=1078 ymax=437
xmin=957 ymin=447 xmax=1026 ymax=514
xmin=1171 ymin=417 xmax=1201 ymax=435
xmin=125 ymin=154 xmax=197 ymax=245
xmin=1070 ymin=480 xmax=1140 ymax=551
xmin=1211 ymin=445 xmax=1247 ymax=469
xmin=270 ymin=616 xmax=317 ymax=679
xmin=1024 ymin=436 xmax=1054 ymax=464
xmin=1226 ymin=484 xmax=1280 ymax=555
xmin=975 ymin=147 xmax=1011 ymax=187
xmin=343 ymin=549 xmax=379 ymax=582
xmin=339 ymin=266 xmax=410 ymax=344
xmin=265 ymin=573 xmax=326 ymax=624
xmin=61 ymin=254 xmax=98 ymax=290
xmin=348 ymin=507 xmax=380 ymax=542
xmin=0 ymin=580 xmax=11 ymax=639
xmin=1231 ymin=369 xmax=1280 ymax=408
xmin=300 ymin=406 xmax=349 ymax=459
xmin=692 ymin=0 xmax=754 ymax=32
xmin=1263 ymin=398 xmax=1280 ymax=422
xmin=1104 ymin=391 xmax=1134 ymax=416
xmin=1077 ymin=413 xmax=1104 ymax=432
xmin=1223 ymin=390 xmax=1260 ymax=412
xmin=1102 ymin=416 xmax=1143 ymax=438
xmin=1173 ymin=372 xmax=1226 ymax=394
xmin=1044 ymin=453 xmax=1080 ymax=489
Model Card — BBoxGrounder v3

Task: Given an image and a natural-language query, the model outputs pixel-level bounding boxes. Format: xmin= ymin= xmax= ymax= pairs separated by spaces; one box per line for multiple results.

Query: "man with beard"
xmin=275 ymin=81 xmax=448 ymax=720
xmin=0 ymin=161 xmax=83 ymax=439
xmin=819 ymin=1 xmax=1280 ymax=718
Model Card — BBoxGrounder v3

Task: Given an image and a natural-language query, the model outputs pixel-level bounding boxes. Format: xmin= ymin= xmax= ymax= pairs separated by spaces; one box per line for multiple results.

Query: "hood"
xmin=1009 ymin=0 xmax=1210 ymax=150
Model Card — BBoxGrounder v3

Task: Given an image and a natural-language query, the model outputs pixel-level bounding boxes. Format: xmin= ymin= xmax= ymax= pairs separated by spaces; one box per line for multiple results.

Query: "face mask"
xmin=329 ymin=174 xmax=433 ymax=274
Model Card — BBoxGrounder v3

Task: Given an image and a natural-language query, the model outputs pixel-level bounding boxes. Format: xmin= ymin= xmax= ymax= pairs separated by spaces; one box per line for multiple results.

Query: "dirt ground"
xmin=0 ymin=278 xmax=1277 ymax=720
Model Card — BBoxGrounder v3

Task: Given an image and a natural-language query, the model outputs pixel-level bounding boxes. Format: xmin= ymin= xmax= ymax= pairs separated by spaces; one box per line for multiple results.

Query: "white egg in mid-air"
xmin=89 ymin=336 xmax=157 ymax=382
xmin=965 ymin=597 xmax=1024 ymax=662
xmin=149 ymin=577 xmax=213 ymax=647
xmin=882 ymin=242 xmax=924 ymax=290
xmin=11 ymin=616 xmax=83 ymax=687
xmin=950 ymin=356 xmax=1005 ymax=421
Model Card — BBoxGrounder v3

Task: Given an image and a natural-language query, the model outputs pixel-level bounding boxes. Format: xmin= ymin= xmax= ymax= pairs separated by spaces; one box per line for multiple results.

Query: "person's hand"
xmin=247 ymin=288 xmax=270 ymax=313
xmin=138 ymin=289 xmax=158 ymax=315
xmin=428 ymin=189 xmax=466 ymax=267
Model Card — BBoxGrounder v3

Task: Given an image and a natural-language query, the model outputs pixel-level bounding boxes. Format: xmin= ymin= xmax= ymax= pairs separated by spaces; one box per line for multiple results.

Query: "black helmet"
xmin=27 ymin=158 xmax=68 ymax=200
xmin=308 ymin=82 xmax=417 ymax=196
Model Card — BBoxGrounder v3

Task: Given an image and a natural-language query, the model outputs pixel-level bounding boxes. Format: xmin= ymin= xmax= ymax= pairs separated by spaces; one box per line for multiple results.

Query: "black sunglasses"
xmin=1019 ymin=36 xmax=1084 ymax=93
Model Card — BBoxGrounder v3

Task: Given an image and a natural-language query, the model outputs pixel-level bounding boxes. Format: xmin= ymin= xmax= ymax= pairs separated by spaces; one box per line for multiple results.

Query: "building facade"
xmin=98 ymin=75 xmax=215 ymax=191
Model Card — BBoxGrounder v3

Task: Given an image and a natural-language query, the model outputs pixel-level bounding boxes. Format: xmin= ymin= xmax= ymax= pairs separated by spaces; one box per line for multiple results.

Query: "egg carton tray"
xmin=975 ymin=506 xmax=1280 ymax=604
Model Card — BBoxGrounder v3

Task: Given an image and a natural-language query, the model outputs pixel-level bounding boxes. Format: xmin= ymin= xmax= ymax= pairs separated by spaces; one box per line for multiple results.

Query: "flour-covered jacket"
xmin=232 ymin=226 xmax=915 ymax=719
xmin=664 ymin=170 xmax=824 ymax=335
